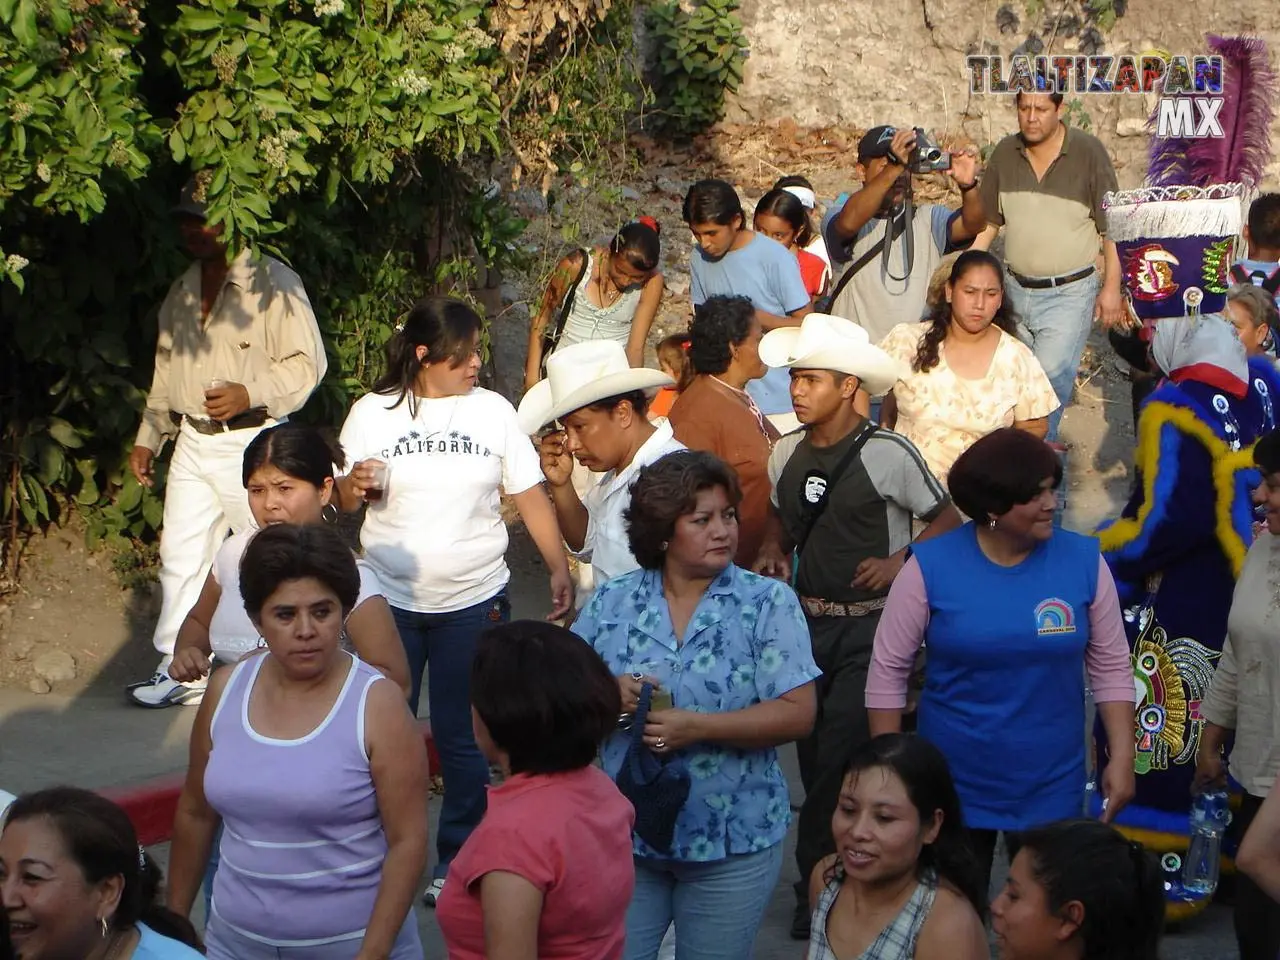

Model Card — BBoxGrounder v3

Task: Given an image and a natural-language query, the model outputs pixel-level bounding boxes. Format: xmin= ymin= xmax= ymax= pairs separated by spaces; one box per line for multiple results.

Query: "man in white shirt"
xmin=518 ymin=342 xmax=684 ymax=602
xmin=127 ymin=181 xmax=327 ymax=707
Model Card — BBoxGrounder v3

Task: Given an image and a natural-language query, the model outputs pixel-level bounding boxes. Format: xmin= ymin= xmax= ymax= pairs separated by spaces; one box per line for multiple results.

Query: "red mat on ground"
xmin=100 ymin=722 xmax=438 ymax=847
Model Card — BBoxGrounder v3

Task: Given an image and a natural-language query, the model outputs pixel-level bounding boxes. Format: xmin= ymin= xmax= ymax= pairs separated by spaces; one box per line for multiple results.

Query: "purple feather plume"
xmin=1147 ymin=34 xmax=1277 ymax=187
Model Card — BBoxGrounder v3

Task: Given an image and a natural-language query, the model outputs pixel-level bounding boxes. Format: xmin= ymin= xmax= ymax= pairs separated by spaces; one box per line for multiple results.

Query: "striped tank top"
xmin=204 ymin=652 xmax=389 ymax=947
xmin=807 ymin=867 xmax=937 ymax=960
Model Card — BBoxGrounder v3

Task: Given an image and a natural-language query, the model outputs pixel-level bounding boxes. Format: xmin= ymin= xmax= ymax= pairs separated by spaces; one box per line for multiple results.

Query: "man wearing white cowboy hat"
xmin=752 ymin=312 xmax=962 ymax=939
xmin=519 ymin=341 xmax=685 ymax=603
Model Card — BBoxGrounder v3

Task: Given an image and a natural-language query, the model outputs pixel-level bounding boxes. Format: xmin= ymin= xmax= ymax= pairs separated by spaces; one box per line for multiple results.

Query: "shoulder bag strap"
xmin=794 ymin=422 xmax=878 ymax=556
xmin=540 ymin=248 xmax=590 ymax=376
xmin=819 ymin=222 xmax=899 ymax=313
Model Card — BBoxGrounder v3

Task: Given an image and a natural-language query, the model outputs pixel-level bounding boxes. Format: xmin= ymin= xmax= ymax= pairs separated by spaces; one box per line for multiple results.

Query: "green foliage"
xmin=1087 ymin=0 xmax=1119 ymax=31
xmin=647 ymin=0 xmax=746 ymax=136
xmin=0 ymin=0 xmax=633 ymax=579
xmin=1063 ymin=99 xmax=1094 ymax=133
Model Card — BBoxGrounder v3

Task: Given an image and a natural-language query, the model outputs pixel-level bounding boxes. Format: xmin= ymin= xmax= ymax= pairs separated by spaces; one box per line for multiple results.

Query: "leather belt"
xmin=1008 ymin=265 xmax=1095 ymax=289
xmin=800 ymin=596 xmax=887 ymax=618
xmin=170 ymin=408 xmax=269 ymax=435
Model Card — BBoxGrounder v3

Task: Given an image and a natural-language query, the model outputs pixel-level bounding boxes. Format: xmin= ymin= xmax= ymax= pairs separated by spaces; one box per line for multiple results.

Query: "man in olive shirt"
xmin=753 ymin=313 xmax=961 ymax=938
xmin=127 ymin=182 xmax=327 ymax=707
xmin=976 ymin=91 xmax=1128 ymax=440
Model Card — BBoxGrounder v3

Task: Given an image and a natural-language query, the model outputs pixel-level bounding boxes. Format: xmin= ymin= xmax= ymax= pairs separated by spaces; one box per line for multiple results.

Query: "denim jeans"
xmin=391 ymin=591 xmax=510 ymax=880
xmin=1005 ymin=269 xmax=1102 ymax=442
xmin=623 ymin=844 xmax=783 ymax=960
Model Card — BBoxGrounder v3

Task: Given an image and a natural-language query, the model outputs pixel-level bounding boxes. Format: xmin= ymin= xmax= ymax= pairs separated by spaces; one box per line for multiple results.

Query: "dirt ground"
xmin=0 ymin=122 xmax=1139 ymax=696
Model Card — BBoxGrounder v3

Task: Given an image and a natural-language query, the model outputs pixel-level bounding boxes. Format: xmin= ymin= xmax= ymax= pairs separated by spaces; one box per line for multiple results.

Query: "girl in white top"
xmin=524 ymin=219 xmax=665 ymax=393
xmin=168 ymin=422 xmax=411 ymax=697
xmin=337 ymin=296 xmax=572 ymax=905
xmin=878 ymin=250 xmax=1059 ymax=487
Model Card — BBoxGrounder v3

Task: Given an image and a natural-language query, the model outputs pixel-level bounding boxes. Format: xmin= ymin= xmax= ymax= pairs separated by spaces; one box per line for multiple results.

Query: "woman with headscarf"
xmin=1094 ymin=311 xmax=1280 ymax=921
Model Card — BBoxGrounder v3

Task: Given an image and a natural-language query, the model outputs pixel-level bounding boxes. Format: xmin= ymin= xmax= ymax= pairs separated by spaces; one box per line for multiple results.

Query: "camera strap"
xmin=822 ymin=208 xmax=909 ymax=313
xmin=880 ymin=195 xmax=914 ymax=284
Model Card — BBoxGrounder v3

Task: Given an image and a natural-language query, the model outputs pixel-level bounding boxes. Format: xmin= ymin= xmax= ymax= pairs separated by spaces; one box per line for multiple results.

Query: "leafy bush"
xmin=0 ymin=0 xmax=632 ymax=579
xmin=647 ymin=0 xmax=746 ymax=136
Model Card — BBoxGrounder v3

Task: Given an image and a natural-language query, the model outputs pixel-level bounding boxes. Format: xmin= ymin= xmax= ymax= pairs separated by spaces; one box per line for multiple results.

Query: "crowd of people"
xmin=5 ymin=88 xmax=1280 ymax=960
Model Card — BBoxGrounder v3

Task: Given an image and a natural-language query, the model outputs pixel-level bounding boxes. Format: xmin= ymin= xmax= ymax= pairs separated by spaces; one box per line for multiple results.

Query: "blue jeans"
xmin=1005 ymin=269 xmax=1101 ymax=442
xmin=391 ymin=591 xmax=510 ymax=879
xmin=623 ymin=844 xmax=784 ymax=960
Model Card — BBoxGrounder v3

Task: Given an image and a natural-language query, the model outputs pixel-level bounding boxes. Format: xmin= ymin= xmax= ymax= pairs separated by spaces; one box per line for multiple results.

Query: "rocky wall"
xmin=726 ymin=0 xmax=1280 ymax=188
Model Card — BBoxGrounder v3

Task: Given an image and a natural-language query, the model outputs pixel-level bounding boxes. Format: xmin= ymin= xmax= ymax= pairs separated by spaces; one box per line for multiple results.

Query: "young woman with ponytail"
xmin=992 ymin=819 xmax=1165 ymax=960
xmin=0 ymin=787 xmax=203 ymax=959
xmin=524 ymin=218 xmax=665 ymax=393
xmin=877 ymin=250 xmax=1059 ymax=487
xmin=335 ymin=295 xmax=574 ymax=907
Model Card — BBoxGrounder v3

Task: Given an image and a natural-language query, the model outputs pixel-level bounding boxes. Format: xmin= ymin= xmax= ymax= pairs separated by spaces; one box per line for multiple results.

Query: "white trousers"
xmin=151 ymin=423 xmax=266 ymax=656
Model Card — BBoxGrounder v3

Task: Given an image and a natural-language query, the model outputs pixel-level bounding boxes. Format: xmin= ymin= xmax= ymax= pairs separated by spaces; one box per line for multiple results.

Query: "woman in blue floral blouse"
xmin=573 ymin=449 xmax=820 ymax=960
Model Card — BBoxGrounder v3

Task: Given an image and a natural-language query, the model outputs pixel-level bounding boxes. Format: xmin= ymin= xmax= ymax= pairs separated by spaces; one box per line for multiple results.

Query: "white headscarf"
xmin=1151 ymin=313 xmax=1249 ymax=392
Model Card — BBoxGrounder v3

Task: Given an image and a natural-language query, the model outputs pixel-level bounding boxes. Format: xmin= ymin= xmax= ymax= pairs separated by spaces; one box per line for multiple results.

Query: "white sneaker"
xmin=128 ymin=658 xmax=206 ymax=708
xmin=422 ymin=877 xmax=446 ymax=907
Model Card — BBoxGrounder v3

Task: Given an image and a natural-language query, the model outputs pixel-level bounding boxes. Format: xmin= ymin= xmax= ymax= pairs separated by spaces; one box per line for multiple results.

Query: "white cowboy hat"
xmin=517 ymin=340 xmax=674 ymax=434
xmin=758 ymin=313 xmax=907 ymax=396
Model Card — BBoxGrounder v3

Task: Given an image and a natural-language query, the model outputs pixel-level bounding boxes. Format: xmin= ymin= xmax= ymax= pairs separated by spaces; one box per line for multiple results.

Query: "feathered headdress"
xmin=1147 ymin=34 xmax=1277 ymax=188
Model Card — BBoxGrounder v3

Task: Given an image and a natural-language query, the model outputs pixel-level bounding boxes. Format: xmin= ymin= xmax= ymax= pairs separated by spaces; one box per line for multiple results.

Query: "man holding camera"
xmin=822 ymin=125 xmax=986 ymax=347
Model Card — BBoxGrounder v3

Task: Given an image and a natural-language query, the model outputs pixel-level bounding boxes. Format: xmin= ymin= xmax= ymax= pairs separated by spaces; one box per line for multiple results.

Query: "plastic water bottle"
xmin=1182 ymin=791 xmax=1232 ymax=895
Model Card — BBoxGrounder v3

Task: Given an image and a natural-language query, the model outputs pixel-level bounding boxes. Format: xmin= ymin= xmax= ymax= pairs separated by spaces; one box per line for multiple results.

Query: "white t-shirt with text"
xmin=339 ymin=388 xmax=544 ymax=613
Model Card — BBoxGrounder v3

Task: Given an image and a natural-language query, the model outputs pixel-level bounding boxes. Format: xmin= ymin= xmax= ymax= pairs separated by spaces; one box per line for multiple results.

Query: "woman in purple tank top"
xmin=166 ymin=524 xmax=430 ymax=960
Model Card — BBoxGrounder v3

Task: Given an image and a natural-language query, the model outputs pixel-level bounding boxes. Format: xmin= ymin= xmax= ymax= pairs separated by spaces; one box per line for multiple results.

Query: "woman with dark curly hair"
xmin=669 ymin=295 xmax=781 ymax=566
xmin=572 ymin=449 xmax=819 ymax=960
xmin=868 ymin=428 xmax=1136 ymax=898
xmin=878 ymin=250 xmax=1058 ymax=485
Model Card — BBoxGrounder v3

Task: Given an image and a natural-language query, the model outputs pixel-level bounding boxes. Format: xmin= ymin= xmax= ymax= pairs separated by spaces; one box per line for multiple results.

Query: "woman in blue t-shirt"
xmin=866 ymin=428 xmax=1137 ymax=895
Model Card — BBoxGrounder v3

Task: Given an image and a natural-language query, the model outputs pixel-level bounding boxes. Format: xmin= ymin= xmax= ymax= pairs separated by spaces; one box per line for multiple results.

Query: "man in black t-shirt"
xmin=754 ymin=313 xmax=961 ymax=939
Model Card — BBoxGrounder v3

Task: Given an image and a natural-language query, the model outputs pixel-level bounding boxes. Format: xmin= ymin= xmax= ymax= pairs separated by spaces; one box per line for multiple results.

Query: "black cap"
xmin=857 ymin=125 xmax=899 ymax=163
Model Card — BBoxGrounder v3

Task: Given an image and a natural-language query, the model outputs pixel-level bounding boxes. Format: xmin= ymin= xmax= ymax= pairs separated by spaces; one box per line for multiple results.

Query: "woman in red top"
xmin=435 ymin=620 xmax=634 ymax=960
xmin=753 ymin=188 xmax=830 ymax=304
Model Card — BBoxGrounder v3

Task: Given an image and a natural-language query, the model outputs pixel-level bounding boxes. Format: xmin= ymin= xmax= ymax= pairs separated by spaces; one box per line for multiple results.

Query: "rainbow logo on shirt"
xmin=1035 ymin=598 xmax=1076 ymax=636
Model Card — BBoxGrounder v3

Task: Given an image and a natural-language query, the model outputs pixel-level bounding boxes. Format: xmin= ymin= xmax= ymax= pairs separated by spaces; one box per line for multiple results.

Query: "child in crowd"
xmin=773 ymin=174 xmax=831 ymax=268
xmin=649 ymin=333 xmax=693 ymax=420
xmin=1231 ymin=192 xmax=1280 ymax=311
xmin=754 ymin=188 xmax=831 ymax=304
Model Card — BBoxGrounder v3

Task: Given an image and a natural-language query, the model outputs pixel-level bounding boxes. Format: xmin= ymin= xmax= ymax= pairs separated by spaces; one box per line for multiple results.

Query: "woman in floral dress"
xmin=573 ymin=450 xmax=819 ymax=960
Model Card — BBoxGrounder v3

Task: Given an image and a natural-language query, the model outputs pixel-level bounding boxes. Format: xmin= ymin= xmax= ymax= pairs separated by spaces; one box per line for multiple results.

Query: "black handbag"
xmin=614 ymin=682 xmax=691 ymax=855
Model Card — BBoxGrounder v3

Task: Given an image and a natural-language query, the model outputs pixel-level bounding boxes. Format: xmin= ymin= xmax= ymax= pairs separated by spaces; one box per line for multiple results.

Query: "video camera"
xmin=909 ymin=128 xmax=951 ymax=173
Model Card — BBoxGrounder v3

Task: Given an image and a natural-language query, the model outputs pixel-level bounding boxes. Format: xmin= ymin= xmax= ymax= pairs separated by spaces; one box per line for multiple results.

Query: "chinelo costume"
xmin=1093 ymin=33 xmax=1279 ymax=922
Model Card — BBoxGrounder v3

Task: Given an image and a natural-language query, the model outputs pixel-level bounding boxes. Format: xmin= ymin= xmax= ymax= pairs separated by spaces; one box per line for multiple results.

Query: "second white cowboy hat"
xmin=758 ymin=313 xmax=907 ymax=397
xmin=517 ymin=340 xmax=673 ymax=434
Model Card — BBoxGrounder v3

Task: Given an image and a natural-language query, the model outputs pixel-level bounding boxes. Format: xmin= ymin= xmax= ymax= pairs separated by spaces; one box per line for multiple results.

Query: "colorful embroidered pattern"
xmin=1124 ymin=243 xmax=1180 ymax=301
xmin=1129 ymin=604 xmax=1219 ymax=774
xmin=1201 ymin=237 xmax=1235 ymax=294
xmin=1034 ymin=598 xmax=1076 ymax=635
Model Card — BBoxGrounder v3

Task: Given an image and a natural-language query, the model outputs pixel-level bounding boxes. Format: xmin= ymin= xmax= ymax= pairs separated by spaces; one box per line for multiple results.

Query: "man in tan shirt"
xmin=127 ymin=181 xmax=327 ymax=707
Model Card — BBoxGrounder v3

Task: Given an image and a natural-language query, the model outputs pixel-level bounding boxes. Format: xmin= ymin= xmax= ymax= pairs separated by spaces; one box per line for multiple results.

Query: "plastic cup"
xmin=364 ymin=461 xmax=389 ymax=503
xmin=636 ymin=660 xmax=674 ymax=711
xmin=203 ymin=378 xmax=228 ymax=395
